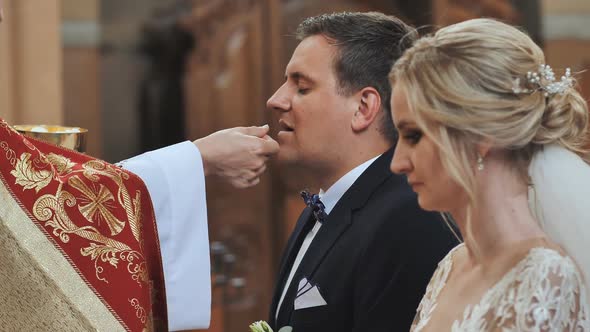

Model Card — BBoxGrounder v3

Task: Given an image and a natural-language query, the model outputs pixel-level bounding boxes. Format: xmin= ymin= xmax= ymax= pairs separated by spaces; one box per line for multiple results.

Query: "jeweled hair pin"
xmin=512 ymin=64 xmax=573 ymax=97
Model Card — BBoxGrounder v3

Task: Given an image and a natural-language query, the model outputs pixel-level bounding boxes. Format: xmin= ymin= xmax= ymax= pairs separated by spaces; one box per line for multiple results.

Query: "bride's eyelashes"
xmin=402 ymin=129 xmax=423 ymax=145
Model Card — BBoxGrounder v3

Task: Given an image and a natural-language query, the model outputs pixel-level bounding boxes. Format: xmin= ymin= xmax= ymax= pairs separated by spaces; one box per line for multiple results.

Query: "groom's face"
xmin=267 ymin=34 xmax=355 ymax=169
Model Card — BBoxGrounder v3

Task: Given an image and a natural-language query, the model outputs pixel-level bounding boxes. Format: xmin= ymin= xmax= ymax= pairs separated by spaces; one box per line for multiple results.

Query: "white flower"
xmin=249 ymin=320 xmax=273 ymax=332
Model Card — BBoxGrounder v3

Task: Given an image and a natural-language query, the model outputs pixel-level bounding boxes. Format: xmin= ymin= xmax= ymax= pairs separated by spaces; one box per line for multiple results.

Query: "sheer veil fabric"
xmin=529 ymin=144 xmax=590 ymax=303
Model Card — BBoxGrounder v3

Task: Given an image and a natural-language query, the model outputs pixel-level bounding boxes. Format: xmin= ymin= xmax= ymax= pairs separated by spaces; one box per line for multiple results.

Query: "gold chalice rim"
xmin=13 ymin=124 xmax=88 ymax=134
xmin=12 ymin=124 xmax=88 ymax=153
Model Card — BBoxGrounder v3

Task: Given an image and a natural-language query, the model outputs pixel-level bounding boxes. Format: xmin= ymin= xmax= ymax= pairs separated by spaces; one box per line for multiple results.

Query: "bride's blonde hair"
xmin=390 ymin=18 xmax=589 ymax=206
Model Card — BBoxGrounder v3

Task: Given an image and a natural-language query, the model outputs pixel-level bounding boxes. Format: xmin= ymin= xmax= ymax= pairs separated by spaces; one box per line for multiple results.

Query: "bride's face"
xmin=390 ymin=85 xmax=466 ymax=212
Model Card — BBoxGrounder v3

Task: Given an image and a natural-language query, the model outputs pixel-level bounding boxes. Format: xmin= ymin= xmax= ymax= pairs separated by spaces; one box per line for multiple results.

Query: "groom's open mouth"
xmin=278 ymin=119 xmax=294 ymax=133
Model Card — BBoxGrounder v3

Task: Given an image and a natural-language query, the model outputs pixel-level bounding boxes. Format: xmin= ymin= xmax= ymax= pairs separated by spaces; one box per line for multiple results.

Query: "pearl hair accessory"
xmin=512 ymin=64 xmax=573 ymax=97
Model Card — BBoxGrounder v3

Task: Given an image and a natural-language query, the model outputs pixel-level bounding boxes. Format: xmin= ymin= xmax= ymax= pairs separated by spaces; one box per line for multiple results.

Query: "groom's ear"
xmin=351 ymin=87 xmax=381 ymax=132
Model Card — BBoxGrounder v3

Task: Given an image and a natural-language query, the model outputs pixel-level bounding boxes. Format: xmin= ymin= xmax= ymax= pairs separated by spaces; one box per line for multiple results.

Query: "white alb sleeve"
xmin=121 ymin=141 xmax=211 ymax=331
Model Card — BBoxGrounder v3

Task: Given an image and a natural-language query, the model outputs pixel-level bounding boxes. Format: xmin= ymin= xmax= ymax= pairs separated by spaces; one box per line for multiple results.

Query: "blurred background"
xmin=0 ymin=0 xmax=589 ymax=331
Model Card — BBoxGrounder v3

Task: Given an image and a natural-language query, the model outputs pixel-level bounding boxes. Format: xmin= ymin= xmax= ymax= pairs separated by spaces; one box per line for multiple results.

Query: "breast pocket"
xmin=291 ymin=304 xmax=347 ymax=331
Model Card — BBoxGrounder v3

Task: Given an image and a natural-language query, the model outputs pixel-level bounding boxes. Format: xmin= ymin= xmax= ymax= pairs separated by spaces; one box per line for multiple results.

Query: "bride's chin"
xmin=417 ymin=196 xmax=433 ymax=211
xmin=416 ymin=195 xmax=444 ymax=212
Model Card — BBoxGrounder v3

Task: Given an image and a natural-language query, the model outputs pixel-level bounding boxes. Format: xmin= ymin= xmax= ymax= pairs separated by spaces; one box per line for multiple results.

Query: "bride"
xmin=389 ymin=18 xmax=589 ymax=331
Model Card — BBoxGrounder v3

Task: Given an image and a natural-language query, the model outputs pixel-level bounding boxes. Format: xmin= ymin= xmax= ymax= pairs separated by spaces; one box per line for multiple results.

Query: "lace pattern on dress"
xmin=411 ymin=244 xmax=463 ymax=331
xmin=412 ymin=246 xmax=590 ymax=332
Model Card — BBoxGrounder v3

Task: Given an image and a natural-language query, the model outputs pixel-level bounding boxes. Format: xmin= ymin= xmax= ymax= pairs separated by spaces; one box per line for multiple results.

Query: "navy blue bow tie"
xmin=300 ymin=190 xmax=327 ymax=223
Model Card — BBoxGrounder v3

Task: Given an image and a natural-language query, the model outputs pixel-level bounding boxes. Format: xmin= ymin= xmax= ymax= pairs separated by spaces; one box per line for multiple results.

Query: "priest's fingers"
xmin=242 ymin=168 xmax=264 ymax=182
xmin=238 ymin=124 xmax=270 ymax=138
xmin=256 ymin=135 xmax=279 ymax=157
xmin=252 ymin=164 xmax=267 ymax=177
xmin=246 ymin=177 xmax=260 ymax=187
xmin=231 ymin=176 xmax=260 ymax=189
xmin=231 ymin=181 xmax=249 ymax=189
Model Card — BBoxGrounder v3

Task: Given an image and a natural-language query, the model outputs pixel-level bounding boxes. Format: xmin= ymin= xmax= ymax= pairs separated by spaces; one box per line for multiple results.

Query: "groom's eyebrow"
xmin=289 ymin=71 xmax=315 ymax=84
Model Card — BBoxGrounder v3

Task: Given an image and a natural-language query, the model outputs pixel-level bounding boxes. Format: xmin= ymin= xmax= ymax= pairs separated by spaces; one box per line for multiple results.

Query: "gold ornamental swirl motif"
xmin=129 ymin=297 xmax=151 ymax=331
xmin=6 ymin=150 xmax=148 ymax=286
xmin=11 ymin=153 xmax=53 ymax=193
xmin=0 ymin=141 xmax=17 ymax=166
xmin=45 ymin=153 xmax=76 ymax=175
xmin=129 ymin=298 xmax=147 ymax=323
xmin=121 ymin=251 xmax=149 ymax=284
xmin=33 ymin=190 xmax=146 ymax=284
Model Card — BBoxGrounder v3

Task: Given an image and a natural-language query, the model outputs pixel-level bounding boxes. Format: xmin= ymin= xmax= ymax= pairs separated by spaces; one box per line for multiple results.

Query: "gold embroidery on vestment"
xmin=129 ymin=297 xmax=152 ymax=331
xmin=6 ymin=150 xmax=148 ymax=286
xmin=69 ymin=176 xmax=125 ymax=235
xmin=46 ymin=153 xmax=76 ymax=175
xmin=11 ymin=152 xmax=52 ymax=193
xmin=0 ymin=141 xmax=17 ymax=166
xmin=82 ymin=160 xmax=143 ymax=243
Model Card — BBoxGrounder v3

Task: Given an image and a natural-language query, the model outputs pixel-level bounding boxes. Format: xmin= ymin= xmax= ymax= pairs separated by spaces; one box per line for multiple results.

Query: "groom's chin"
xmin=276 ymin=147 xmax=298 ymax=165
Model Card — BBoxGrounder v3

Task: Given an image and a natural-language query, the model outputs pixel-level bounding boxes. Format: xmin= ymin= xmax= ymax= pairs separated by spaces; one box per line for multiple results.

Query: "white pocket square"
xmin=294 ymin=277 xmax=327 ymax=310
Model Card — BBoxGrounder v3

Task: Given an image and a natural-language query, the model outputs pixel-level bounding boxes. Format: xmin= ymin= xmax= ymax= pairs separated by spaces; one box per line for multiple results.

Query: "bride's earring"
xmin=477 ymin=155 xmax=485 ymax=171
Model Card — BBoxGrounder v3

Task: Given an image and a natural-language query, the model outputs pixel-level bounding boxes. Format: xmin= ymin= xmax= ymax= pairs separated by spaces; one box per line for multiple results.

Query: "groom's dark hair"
xmin=296 ymin=12 xmax=417 ymax=143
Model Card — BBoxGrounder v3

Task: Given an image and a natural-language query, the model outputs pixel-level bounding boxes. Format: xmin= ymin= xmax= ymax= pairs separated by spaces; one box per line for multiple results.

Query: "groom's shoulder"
xmin=358 ymin=168 xmax=424 ymax=214
xmin=354 ymin=171 xmax=449 ymax=235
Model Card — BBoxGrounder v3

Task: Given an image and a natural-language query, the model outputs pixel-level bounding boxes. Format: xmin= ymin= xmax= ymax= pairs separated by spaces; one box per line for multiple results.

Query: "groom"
xmin=267 ymin=12 xmax=459 ymax=331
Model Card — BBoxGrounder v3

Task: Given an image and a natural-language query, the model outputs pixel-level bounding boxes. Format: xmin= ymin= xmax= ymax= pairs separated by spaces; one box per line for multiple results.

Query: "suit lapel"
xmin=292 ymin=206 xmax=353 ymax=283
xmin=279 ymin=148 xmax=396 ymax=324
xmin=298 ymin=149 xmax=394 ymax=275
xmin=270 ymin=206 xmax=314 ymax=323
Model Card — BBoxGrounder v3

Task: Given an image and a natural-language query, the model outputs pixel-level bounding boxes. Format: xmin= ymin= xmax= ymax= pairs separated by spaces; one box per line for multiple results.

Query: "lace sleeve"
xmin=496 ymin=250 xmax=589 ymax=331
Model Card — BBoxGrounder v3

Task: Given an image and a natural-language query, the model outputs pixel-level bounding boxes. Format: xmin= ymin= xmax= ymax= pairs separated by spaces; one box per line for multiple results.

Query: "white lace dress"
xmin=412 ymin=244 xmax=590 ymax=332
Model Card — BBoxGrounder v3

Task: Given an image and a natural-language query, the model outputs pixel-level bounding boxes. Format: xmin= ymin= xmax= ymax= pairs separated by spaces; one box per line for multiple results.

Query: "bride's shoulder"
xmin=520 ymin=245 xmax=580 ymax=275
xmin=425 ymin=244 xmax=465 ymax=283
xmin=496 ymin=238 xmax=579 ymax=279
xmin=427 ymin=243 xmax=466 ymax=284
xmin=517 ymin=246 xmax=585 ymax=285
xmin=501 ymin=246 xmax=590 ymax=328
xmin=439 ymin=243 xmax=466 ymax=266
xmin=507 ymin=245 xmax=588 ymax=308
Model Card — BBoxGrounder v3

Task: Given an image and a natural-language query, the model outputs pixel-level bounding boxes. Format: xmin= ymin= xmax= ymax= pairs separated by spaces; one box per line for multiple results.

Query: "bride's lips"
xmin=408 ymin=180 xmax=423 ymax=191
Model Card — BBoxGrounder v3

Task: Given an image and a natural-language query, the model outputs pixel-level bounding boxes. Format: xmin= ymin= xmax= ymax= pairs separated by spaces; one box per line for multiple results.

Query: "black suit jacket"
xmin=269 ymin=148 xmax=459 ymax=332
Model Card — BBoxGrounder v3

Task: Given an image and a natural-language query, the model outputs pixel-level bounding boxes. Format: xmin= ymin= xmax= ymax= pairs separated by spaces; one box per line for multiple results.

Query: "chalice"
xmin=13 ymin=124 xmax=88 ymax=153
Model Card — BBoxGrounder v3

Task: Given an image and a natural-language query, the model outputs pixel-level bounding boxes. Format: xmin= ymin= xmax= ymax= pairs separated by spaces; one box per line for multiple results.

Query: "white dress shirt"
xmin=275 ymin=155 xmax=381 ymax=318
xmin=122 ymin=141 xmax=211 ymax=331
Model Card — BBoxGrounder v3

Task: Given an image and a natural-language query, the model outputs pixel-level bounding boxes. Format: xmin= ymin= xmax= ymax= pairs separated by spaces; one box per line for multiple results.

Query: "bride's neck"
xmin=451 ymin=163 xmax=546 ymax=266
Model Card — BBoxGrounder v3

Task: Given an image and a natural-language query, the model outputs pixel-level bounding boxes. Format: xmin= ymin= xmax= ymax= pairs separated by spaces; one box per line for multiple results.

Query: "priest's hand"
xmin=193 ymin=125 xmax=279 ymax=188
